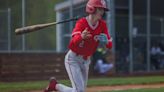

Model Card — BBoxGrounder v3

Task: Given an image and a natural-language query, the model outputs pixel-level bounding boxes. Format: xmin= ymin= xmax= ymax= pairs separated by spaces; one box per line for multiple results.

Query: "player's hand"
xmin=81 ymin=28 xmax=92 ymax=40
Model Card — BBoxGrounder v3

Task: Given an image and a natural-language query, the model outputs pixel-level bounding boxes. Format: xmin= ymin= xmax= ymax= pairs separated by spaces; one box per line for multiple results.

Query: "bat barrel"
xmin=15 ymin=16 xmax=81 ymax=35
xmin=15 ymin=27 xmax=31 ymax=35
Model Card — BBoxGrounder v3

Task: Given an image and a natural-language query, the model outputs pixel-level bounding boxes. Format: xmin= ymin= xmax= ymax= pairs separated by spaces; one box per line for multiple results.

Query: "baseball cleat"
xmin=44 ymin=77 xmax=58 ymax=92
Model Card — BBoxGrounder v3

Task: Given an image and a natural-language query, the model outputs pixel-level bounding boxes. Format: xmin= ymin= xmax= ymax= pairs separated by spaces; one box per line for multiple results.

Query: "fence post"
xmin=0 ymin=55 xmax=2 ymax=81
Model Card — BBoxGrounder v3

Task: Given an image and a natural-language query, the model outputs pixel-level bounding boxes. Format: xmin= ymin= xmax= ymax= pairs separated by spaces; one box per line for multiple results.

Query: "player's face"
xmin=95 ymin=8 xmax=105 ymax=20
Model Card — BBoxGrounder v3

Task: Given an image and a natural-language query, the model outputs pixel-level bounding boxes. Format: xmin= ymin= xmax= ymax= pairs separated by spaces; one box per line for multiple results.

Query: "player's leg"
xmin=56 ymin=50 xmax=85 ymax=92
xmin=94 ymin=59 xmax=103 ymax=73
xmin=81 ymin=59 xmax=91 ymax=91
xmin=101 ymin=63 xmax=113 ymax=74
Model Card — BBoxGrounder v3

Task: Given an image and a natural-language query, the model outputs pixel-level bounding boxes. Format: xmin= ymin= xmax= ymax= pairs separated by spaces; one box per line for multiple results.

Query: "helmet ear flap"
xmin=86 ymin=4 xmax=96 ymax=14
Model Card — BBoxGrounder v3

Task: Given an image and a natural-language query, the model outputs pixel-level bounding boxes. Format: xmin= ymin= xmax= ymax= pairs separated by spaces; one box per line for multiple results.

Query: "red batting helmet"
xmin=86 ymin=0 xmax=109 ymax=14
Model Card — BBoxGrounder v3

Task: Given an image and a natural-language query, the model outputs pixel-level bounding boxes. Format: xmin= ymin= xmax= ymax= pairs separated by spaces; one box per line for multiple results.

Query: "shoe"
xmin=44 ymin=77 xmax=58 ymax=92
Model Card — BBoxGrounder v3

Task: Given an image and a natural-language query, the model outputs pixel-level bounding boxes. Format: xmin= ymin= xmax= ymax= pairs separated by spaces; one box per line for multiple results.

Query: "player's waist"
xmin=70 ymin=50 xmax=91 ymax=60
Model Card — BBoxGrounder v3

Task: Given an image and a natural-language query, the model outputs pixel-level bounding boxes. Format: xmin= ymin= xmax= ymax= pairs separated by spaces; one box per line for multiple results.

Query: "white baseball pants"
xmin=56 ymin=50 xmax=91 ymax=92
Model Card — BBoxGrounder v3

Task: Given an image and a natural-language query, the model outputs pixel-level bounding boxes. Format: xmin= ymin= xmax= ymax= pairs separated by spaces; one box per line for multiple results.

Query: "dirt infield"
xmin=28 ymin=83 xmax=164 ymax=92
xmin=87 ymin=83 xmax=164 ymax=92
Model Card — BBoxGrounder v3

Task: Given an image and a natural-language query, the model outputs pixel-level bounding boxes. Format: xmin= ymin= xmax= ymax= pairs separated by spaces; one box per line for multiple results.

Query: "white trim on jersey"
xmin=72 ymin=32 xmax=81 ymax=37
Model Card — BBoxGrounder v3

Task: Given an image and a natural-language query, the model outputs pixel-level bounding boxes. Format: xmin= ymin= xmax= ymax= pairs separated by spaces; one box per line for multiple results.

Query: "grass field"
xmin=0 ymin=76 xmax=164 ymax=92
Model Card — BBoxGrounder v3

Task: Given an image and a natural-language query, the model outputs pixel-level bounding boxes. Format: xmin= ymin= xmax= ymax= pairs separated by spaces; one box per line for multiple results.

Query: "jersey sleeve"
xmin=102 ymin=21 xmax=112 ymax=49
xmin=71 ymin=19 xmax=85 ymax=44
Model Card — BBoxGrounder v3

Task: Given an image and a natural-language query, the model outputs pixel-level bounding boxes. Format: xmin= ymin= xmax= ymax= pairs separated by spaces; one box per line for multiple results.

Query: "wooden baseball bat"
xmin=15 ymin=16 xmax=80 ymax=35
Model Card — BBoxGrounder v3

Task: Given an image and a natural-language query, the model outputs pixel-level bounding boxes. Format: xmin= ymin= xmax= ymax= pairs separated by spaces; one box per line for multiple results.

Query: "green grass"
xmin=87 ymin=76 xmax=164 ymax=86
xmin=103 ymin=87 xmax=164 ymax=92
xmin=0 ymin=81 xmax=47 ymax=92
xmin=0 ymin=76 xmax=164 ymax=92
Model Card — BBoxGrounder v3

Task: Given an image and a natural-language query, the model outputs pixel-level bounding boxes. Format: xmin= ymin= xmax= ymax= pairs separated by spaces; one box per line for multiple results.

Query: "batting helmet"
xmin=86 ymin=0 xmax=109 ymax=14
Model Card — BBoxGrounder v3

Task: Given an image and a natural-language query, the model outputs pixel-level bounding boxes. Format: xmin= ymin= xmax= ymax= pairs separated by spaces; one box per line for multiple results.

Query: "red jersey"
xmin=69 ymin=17 xmax=112 ymax=57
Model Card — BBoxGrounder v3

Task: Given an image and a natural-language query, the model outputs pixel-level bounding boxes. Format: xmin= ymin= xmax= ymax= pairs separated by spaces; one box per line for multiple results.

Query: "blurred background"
xmin=0 ymin=0 xmax=164 ymax=81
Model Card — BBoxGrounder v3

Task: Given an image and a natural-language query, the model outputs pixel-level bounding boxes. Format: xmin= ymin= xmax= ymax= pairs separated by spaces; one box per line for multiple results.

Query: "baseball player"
xmin=44 ymin=0 xmax=112 ymax=92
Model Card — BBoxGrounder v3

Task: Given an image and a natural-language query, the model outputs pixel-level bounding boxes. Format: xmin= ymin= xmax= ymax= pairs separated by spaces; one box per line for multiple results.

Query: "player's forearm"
xmin=106 ymin=38 xmax=113 ymax=49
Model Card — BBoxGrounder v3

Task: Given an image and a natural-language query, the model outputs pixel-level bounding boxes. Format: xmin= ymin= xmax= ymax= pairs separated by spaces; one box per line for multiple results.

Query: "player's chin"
xmin=98 ymin=17 xmax=102 ymax=20
xmin=97 ymin=15 xmax=102 ymax=20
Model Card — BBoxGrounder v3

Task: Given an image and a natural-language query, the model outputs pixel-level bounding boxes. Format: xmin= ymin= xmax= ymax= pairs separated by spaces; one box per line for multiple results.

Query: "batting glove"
xmin=98 ymin=33 xmax=108 ymax=45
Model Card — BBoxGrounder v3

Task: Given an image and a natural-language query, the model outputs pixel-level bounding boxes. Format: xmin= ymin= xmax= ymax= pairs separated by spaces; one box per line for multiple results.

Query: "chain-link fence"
xmin=0 ymin=0 xmax=164 ymax=73
xmin=0 ymin=8 xmax=11 ymax=52
xmin=0 ymin=0 xmax=63 ymax=53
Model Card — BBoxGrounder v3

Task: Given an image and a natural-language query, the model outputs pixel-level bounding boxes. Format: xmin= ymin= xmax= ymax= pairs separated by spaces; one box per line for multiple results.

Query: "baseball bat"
xmin=15 ymin=16 xmax=80 ymax=35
